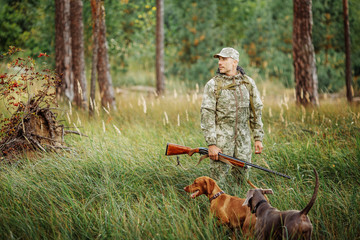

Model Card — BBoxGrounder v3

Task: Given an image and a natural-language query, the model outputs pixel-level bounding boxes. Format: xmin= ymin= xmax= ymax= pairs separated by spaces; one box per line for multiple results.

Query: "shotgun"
xmin=165 ymin=143 xmax=291 ymax=179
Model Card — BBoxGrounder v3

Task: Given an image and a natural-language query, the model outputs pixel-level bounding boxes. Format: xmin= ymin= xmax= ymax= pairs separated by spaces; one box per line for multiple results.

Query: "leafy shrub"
xmin=0 ymin=46 xmax=64 ymax=160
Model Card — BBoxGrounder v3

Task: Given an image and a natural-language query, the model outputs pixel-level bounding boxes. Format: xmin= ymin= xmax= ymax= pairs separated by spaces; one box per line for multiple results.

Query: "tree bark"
xmin=156 ymin=0 xmax=165 ymax=95
xmin=343 ymin=0 xmax=353 ymax=102
xmin=97 ymin=1 xmax=116 ymax=110
xmin=55 ymin=0 xmax=73 ymax=101
xmin=89 ymin=0 xmax=100 ymax=116
xmin=70 ymin=0 xmax=87 ymax=109
xmin=293 ymin=0 xmax=319 ymax=106
xmin=55 ymin=0 xmax=64 ymax=99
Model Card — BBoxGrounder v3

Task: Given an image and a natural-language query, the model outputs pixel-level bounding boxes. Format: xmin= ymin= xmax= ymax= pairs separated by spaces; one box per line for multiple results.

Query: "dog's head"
xmin=242 ymin=188 xmax=273 ymax=212
xmin=184 ymin=176 xmax=218 ymax=199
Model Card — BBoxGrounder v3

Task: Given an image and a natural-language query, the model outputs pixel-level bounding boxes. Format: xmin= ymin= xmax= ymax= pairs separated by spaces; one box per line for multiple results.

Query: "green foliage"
xmin=316 ymin=50 xmax=346 ymax=93
xmin=0 ymin=1 xmax=38 ymax=51
xmin=312 ymin=0 xmax=347 ymax=94
xmin=103 ymin=0 xmax=156 ymax=74
xmin=349 ymin=0 xmax=360 ymax=92
xmin=1 ymin=0 xmax=360 ymax=94
xmin=165 ymin=0 xmax=219 ymax=86
xmin=0 ymin=0 xmax=55 ymax=60
xmin=242 ymin=0 xmax=294 ymax=86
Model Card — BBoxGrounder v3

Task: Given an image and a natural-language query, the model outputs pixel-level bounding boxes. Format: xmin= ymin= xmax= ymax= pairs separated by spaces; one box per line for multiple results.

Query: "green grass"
xmin=0 ymin=82 xmax=359 ymax=239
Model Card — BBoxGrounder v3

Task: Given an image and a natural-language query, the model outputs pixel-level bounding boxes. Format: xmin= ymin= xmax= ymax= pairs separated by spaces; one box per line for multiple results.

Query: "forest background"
xmin=0 ymin=0 xmax=359 ymax=240
xmin=1 ymin=0 xmax=360 ymax=94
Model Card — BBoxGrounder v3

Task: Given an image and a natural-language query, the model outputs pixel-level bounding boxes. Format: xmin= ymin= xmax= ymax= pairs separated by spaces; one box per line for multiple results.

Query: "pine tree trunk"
xmin=293 ymin=0 xmax=319 ymax=106
xmin=97 ymin=1 xmax=116 ymax=110
xmin=343 ymin=0 xmax=353 ymax=102
xmin=70 ymin=0 xmax=87 ymax=109
xmin=55 ymin=0 xmax=73 ymax=101
xmin=55 ymin=0 xmax=65 ymax=99
xmin=156 ymin=0 xmax=165 ymax=95
xmin=89 ymin=0 xmax=100 ymax=116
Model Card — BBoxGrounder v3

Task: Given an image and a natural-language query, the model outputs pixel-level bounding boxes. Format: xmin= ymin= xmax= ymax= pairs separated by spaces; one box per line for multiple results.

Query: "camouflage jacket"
xmin=200 ymin=72 xmax=264 ymax=150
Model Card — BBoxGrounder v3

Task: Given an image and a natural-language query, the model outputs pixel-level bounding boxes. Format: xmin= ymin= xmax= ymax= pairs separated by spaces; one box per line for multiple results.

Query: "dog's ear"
xmin=205 ymin=177 xmax=215 ymax=194
xmin=261 ymin=189 xmax=274 ymax=195
xmin=242 ymin=189 xmax=255 ymax=207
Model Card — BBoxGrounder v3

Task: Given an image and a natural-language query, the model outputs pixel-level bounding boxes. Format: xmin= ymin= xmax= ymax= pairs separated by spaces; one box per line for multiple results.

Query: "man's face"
xmin=218 ymin=56 xmax=237 ymax=76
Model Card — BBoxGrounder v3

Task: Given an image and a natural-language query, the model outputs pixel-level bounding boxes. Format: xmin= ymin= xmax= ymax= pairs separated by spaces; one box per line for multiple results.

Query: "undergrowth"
xmin=0 ymin=84 xmax=359 ymax=239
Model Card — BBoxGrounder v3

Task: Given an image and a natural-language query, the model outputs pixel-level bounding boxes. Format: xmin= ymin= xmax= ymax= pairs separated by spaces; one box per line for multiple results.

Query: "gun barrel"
xmin=219 ymin=153 xmax=291 ymax=179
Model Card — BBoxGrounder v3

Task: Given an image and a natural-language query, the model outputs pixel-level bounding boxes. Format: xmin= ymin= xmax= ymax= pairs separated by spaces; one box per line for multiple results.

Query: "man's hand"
xmin=255 ymin=141 xmax=263 ymax=154
xmin=208 ymin=145 xmax=222 ymax=161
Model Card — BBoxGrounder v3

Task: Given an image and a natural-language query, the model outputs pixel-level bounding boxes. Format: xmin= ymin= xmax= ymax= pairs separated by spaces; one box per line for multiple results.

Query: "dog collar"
xmin=252 ymin=199 xmax=267 ymax=214
xmin=209 ymin=191 xmax=225 ymax=202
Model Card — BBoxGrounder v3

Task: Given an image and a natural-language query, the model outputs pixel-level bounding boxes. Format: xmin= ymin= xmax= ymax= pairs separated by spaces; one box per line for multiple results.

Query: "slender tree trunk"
xmin=97 ymin=1 xmax=116 ymax=110
xmin=55 ymin=0 xmax=65 ymax=99
xmin=89 ymin=0 xmax=100 ymax=117
xmin=156 ymin=0 xmax=165 ymax=95
xmin=343 ymin=0 xmax=353 ymax=102
xmin=70 ymin=0 xmax=87 ymax=109
xmin=55 ymin=0 xmax=73 ymax=101
xmin=293 ymin=0 xmax=319 ymax=106
xmin=63 ymin=0 xmax=74 ymax=102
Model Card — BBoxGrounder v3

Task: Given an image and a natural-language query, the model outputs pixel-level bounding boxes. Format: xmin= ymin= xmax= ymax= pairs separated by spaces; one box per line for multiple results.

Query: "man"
xmin=200 ymin=47 xmax=264 ymax=186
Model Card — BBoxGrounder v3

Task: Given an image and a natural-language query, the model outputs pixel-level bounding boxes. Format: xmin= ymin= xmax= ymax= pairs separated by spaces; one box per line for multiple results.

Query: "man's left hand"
xmin=255 ymin=141 xmax=263 ymax=154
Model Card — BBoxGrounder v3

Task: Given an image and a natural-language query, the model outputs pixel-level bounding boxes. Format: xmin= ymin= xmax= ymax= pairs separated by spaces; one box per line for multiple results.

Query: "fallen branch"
xmin=64 ymin=130 xmax=88 ymax=137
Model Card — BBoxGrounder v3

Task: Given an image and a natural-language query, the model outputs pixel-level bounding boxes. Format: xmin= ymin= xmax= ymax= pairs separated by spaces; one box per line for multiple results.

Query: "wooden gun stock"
xmin=165 ymin=143 xmax=206 ymax=157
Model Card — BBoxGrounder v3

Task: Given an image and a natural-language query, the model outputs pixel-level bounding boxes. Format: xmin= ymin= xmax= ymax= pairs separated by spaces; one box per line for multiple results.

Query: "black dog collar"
xmin=209 ymin=191 xmax=225 ymax=202
xmin=252 ymin=199 xmax=267 ymax=214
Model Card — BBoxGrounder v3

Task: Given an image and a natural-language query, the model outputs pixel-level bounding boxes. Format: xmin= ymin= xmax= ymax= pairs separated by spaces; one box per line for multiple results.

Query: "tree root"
xmin=0 ymin=102 xmax=81 ymax=161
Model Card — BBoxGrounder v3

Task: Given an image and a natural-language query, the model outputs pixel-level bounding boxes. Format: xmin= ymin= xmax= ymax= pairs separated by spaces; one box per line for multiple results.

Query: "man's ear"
xmin=242 ymin=189 xmax=255 ymax=206
xmin=261 ymin=189 xmax=274 ymax=195
xmin=232 ymin=59 xmax=238 ymax=68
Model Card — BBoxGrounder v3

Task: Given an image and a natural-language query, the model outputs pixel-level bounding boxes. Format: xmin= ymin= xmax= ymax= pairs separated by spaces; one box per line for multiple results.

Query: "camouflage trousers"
xmin=209 ymin=160 xmax=249 ymax=191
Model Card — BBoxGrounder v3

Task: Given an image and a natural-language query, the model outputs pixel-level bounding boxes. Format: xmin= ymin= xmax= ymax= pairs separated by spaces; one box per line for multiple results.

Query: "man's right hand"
xmin=208 ymin=145 xmax=222 ymax=161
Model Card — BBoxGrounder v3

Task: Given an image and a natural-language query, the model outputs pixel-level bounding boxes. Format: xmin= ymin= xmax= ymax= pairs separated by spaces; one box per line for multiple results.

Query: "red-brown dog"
xmin=184 ymin=176 xmax=256 ymax=236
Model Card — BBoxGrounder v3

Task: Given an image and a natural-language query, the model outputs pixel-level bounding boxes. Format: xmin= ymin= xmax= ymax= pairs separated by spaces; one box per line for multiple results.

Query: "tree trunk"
xmin=55 ymin=0 xmax=73 ymax=101
xmin=97 ymin=1 xmax=116 ymax=110
xmin=343 ymin=0 xmax=353 ymax=102
xmin=70 ymin=0 xmax=87 ymax=109
xmin=55 ymin=0 xmax=74 ymax=101
xmin=156 ymin=0 xmax=165 ymax=95
xmin=55 ymin=0 xmax=64 ymax=99
xmin=89 ymin=0 xmax=100 ymax=116
xmin=293 ymin=0 xmax=319 ymax=106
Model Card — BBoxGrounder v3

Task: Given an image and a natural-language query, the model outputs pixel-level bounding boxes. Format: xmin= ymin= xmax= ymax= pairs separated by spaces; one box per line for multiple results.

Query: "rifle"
xmin=165 ymin=143 xmax=291 ymax=179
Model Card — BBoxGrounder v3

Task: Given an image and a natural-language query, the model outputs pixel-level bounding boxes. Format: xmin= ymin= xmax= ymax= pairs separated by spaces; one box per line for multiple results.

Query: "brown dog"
xmin=184 ymin=176 xmax=256 ymax=236
xmin=242 ymin=169 xmax=319 ymax=240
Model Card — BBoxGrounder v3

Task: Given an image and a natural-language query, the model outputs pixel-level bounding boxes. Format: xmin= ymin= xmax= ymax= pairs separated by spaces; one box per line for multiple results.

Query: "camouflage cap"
xmin=213 ymin=47 xmax=239 ymax=62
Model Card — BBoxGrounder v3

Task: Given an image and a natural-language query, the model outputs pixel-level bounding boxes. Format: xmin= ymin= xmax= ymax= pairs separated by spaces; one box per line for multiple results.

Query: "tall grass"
xmin=0 ymin=82 xmax=359 ymax=239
